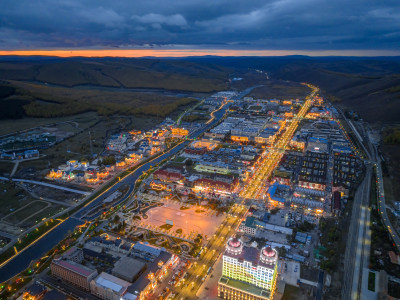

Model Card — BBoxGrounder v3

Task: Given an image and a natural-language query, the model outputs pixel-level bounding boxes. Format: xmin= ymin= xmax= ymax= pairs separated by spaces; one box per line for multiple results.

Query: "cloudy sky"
xmin=1 ymin=0 xmax=400 ymax=55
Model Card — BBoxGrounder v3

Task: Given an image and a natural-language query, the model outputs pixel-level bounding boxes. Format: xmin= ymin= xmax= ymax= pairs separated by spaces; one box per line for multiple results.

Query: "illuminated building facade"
xmin=51 ymin=257 xmax=98 ymax=291
xmin=218 ymin=238 xmax=278 ymax=300
xmin=171 ymin=128 xmax=189 ymax=137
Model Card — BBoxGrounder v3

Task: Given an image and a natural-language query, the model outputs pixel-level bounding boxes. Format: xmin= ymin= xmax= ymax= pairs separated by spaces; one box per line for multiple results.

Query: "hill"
xmin=0 ymin=58 xmax=230 ymax=92
xmin=187 ymin=56 xmax=400 ymax=123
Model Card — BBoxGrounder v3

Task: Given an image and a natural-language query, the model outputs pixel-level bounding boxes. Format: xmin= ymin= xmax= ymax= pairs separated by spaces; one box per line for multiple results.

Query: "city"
xmin=0 ymin=73 xmax=398 ymax=300
xmin=1 ymin=1 xmax=400 ymax=300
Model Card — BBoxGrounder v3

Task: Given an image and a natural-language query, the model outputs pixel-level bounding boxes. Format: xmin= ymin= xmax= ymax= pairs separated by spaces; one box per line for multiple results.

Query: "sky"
xmin=1 ymin=0 xmax=400 ymax=56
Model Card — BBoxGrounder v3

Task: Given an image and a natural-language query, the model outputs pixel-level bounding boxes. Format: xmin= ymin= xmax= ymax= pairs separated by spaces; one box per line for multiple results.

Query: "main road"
xmin=173 ymin=84 xmax=318 ymax=300
xmin=241 ymin=84 xmax=318 ymax=200
xmin=0 ymin=87 xmax=256 ymax=283
xmin=339 ymin=101 xmax=399 ymax=300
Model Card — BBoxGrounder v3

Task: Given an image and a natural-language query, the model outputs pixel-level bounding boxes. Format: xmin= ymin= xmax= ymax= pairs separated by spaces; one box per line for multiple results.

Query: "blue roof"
xmin=267 ymin=183 xmax=288 ymax=203
xmin=133 ymin=242 xmax=161 ymax=256
xmin=309 ymin=137 xmax=328 ymax=144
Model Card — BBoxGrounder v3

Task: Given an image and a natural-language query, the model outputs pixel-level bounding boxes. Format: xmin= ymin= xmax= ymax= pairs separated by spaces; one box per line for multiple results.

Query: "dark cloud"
xmin=0 ymin=0 xmax=399 ymax=51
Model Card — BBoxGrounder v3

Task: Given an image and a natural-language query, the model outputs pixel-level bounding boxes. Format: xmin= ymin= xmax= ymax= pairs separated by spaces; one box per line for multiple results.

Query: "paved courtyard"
xmin=143 ymin=200 xmax=224 ymax=237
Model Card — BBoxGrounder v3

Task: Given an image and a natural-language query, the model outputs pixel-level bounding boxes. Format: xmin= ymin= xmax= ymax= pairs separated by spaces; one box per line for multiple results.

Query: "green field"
xmin=0 ymin=182 xmax=32 ymax=217
xmin=0 ymin=59 xmax=229 ymax=92
xmin=0 ymin=161 xmax=13 ymax=176
xmin=23 ymin=205 xmax=65 ymax=226
xmin=249 ymin=80 xmax=310 ymax=99
xmin=0 ymin=111 xmax=97 ymax=136
xmin=8 ymin=80 xmax=197 ymax=118
xmin=0 ymin=59 xmax=229 ymax=119
xmin=3 ymin=201 xmax=48 ymax=224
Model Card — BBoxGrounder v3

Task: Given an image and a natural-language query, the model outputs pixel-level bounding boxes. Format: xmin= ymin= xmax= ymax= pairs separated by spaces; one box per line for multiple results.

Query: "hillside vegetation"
xmin=190 ymin=56 xmax=400 ymax=123
xmin=0 ymin=59 xmax=230 ymax=92
xmin=0 ymin=58 xmax=232 ymax=119
xmin=4 ymin=81 xmax=196 ymax=118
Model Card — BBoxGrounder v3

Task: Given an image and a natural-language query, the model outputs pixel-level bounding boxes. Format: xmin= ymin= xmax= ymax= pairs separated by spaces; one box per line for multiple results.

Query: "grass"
xmin=368 ymin=272 xmax=375 ymax=291
xmin=3 ymin=201 xmax=48 ymax=224
xmin=248 ymin=80 xmax=311 ymax=100
xmin=0 ymin=111 xmax=97 ymax=136
xmin=0 ymin=182 xmax=31 ymax=217
xmin=11 ymin=80 xmax=197 ymax=118
xmin=282 ymin=284 xmax=301 ymax=300
xmin=0 ymin=218 xmax=61 ymax=265
xmin=159 ymin=224 xmax=173 ymax=230
xmin=22 ymin=205 xmax=65 ymax=226
xmin=0 ymin=162 xmax=12 ymax=176
xmin=388 ymin=280 xmax=400 ymax=298
xmin=383 ymin=176 xmax=396 ymax=206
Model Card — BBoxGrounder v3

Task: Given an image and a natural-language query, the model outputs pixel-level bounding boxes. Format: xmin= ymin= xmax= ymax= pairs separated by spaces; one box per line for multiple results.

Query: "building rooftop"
xmin=128 ymin=251 xmax=172 ymax=294
xmin=53 ymin=259 xmax=96 ymax=277
xmin=94 ymin=272 xmax=130 ymax=295
xmin=219 ymin=276 xmax=271 ymax=299
xmin=42 ymin=290 xmax=70 ymax=300
xmin=112 ymin=257 xmax=146 ymax=282
xmin=25 ymin=282 xmax=46 ymax=296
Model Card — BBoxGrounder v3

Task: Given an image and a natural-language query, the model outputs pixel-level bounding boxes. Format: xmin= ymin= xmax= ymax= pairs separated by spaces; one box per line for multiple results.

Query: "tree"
xmin=277 ymin=246 xmax=287 ymax=258
xmin=185 ymin=159 xmax=193 ymax=166
xmin=113 ymin=215 xmax=120 ymax=224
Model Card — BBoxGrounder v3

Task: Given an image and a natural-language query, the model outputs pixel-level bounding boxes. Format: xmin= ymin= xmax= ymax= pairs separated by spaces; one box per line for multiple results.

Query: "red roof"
xmin=195 ymin=178 xmax=236 ymax=191
xmin=54 ymin=260 xmax=95 ymax=277
xmin=184 ymin=148 xmax=207 ymax=155
xmin=154 ymin=169 xmax=184 ymax=182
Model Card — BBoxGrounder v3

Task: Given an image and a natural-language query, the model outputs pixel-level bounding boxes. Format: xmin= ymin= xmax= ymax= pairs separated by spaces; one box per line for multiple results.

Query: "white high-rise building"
xmin=218 ymin=237 xmax=278 ymax=300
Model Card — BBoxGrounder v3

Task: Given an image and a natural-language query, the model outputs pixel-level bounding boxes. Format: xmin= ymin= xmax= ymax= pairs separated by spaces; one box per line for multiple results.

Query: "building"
xmin=239 ymin=216 xmax=293 ymax=236
xmin=239 ymin=216 xmax=257 ymax=236
xmin=23 ymin=282 xmax=47 ymax=300
xmin=218 ymin=238 xmax=278 ymax=300
xmin=194 ymin=177 xmax=239 ymax=194
xmin=127 ymin=243 xmax=178 ymax=300
xmin=42 ymin=289 xmax=70 ymax=300
xmin=191 ymin=139 xmax=219 ymax=150
xmin=306 ymin=137 xmax=329 ymax=153
xmin=47 ymin=169 xmax=63 ymax=179
xmin=332 ymin=191 xmax=341 ymax=215
xmin=112 ymin=256 xmax=146 ymax=283
xmin=90 ymin=272 xmax=131 ymax=300
xmin=194 ymin=161 xmax=230 ymax=175
xmin=266 ymin=183 xmax=290 ymax=205
xmin=51 ymin=257 xmax=98 ymax=291
xmin=153 ymin=168 xmax=184 ymax=183
xmin=171 ymin=127 xmax=189 ymax=137
xmin=24 ymin=149 xmax=39 ymax=159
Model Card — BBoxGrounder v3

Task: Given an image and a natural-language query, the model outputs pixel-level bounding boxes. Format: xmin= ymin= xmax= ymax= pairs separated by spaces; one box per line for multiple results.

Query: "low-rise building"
xmin=112 ymin=257 xmax=146 ymax=283
xmin=194 ymin=161 xmax=230 ymax=175
xmin=24 ymin=149 xmax=39 ymax=159
xmin=90 ymin=272 xmax=131 ymax=300
xmin=51 ymin=257 xmax=98 ymax=291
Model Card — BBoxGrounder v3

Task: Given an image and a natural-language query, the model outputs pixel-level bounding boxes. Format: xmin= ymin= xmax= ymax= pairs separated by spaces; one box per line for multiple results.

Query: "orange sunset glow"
xmin=0 ymin=49 xmax=398 ymax=57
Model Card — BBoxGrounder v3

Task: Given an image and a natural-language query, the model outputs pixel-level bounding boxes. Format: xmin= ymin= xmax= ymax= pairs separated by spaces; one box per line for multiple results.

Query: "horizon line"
xmin=1 ymin=49 xmax=400 ymax=58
